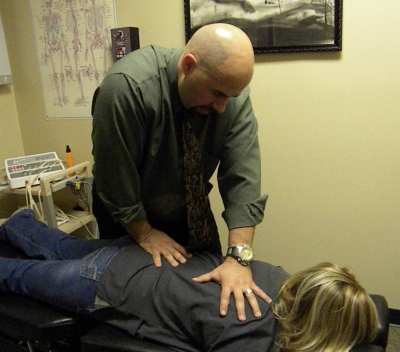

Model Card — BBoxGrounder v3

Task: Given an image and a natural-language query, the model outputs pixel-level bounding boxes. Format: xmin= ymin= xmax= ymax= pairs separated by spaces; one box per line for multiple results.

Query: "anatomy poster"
xmin=30 ymin=0 xmax=116 ymax=119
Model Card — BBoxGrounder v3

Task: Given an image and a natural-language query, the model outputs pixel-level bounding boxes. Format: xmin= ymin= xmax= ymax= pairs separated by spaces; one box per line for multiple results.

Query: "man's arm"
xmin=192 ymin=89 xmax=270 ymax=320
xmin=193 ymin=226 xmax=271 ymax=321
xmin=121 ymin=218 xmax=191 ymax=267
xmin=93 ymin=74 xmax=190 ymax=267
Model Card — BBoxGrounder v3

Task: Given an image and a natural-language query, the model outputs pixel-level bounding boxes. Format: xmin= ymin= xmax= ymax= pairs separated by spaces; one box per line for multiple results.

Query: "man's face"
xmin=179 ymin=61 xmax=246 ymax=115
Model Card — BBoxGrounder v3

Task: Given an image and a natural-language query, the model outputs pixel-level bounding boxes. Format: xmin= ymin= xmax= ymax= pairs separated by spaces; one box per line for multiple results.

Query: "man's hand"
xmin=192 ymin=257 xmax=272 ymax=321
xmin=122 ymin=219 xmax=191 ymax=267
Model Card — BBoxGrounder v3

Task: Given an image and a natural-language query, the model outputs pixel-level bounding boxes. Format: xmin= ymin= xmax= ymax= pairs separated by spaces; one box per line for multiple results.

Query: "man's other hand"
xmin=192 ymin=257 xmax=272 ymax=321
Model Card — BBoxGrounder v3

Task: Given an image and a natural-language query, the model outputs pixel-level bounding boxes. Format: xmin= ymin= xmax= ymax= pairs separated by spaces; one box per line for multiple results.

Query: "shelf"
xmin=39 ymin=162 xmax=94 ymax=233
xmin=2 ymin=162 xmax=96 ymax=237
xmin=60 ymin=211 xmax=96 ymax=234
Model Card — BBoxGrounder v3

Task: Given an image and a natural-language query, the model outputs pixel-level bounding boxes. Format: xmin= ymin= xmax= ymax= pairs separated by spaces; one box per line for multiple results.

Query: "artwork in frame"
xmin=184 ymin=0 xmax=342 ymax=54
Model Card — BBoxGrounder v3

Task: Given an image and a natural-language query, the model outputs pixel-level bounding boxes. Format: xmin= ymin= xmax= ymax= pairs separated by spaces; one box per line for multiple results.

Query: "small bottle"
xmin=66 ymin=145 xmax=76 ymax=176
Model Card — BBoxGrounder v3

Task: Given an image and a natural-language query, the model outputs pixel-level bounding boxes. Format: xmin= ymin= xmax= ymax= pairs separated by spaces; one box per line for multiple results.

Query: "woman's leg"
xmin=0 ymin=244 xmax=123 ymax=314
xmin=0 ymin=208 xmax=112 ymax=260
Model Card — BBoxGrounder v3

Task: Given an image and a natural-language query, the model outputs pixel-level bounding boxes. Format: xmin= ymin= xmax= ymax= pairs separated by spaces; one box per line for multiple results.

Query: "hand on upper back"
xmin=122 ymin=219 xmax=191 ymax=267
xmin=192 ymin=257 xmax=272 ymax=321
xmin=135 ymin=227 xmax=192 ymax=267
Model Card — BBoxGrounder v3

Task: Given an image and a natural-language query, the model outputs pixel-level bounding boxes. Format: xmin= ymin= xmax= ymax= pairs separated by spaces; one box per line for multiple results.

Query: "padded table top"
xmin=81 ymin=323 xmax=175 ymax=352
xmin=0 ymin=293 xmax=93 ymax=341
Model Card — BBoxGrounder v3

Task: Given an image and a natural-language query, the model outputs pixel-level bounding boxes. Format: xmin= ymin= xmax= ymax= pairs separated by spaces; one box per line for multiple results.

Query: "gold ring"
xmin=244 ymin=288 xmax=253 ymax=295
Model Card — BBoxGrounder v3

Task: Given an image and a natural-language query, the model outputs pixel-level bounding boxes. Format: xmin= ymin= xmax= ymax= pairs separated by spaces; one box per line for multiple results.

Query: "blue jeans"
xmin=0 ymin=209 xmax=131 ymax=314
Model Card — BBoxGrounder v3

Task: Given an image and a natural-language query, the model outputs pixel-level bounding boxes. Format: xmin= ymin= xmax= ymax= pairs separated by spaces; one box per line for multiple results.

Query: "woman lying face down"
xmin=272 ymin=262 xmax=378 ymax=352
xmin=0 ymin=209 xmax=378 ymax=352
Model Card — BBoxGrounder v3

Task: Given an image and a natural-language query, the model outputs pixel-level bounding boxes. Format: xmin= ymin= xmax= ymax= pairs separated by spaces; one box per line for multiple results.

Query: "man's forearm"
xmin=121 ymin=218 xmax=153 ymax=242
xmin=228 ymin=226 xmax=255 ymax=247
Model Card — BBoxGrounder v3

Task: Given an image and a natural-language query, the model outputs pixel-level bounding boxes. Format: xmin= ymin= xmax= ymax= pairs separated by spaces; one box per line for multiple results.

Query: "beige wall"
xmin=0 ymin=1 xmax=399 ymax=309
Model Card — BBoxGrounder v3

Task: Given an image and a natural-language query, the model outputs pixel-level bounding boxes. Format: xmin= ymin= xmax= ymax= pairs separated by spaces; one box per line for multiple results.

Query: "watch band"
xmin=226 ymin=245 xmax=254 ymax=266
xmin=226 ymin=246 xmax=240 ymax=257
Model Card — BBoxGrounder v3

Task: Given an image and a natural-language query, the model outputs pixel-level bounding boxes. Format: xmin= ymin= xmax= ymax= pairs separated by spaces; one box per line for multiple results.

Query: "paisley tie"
xmin=182 ymin=118 xmax=221 ymax=254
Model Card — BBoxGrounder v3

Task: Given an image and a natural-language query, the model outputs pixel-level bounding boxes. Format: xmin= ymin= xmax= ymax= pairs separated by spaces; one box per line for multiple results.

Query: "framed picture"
xmin=184 ymin=0 xmax=342 ymax=54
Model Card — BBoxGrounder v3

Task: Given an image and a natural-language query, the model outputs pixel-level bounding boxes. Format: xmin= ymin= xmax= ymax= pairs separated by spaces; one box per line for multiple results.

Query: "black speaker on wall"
xmin=111 ymin=27 xmax=140 ymax=62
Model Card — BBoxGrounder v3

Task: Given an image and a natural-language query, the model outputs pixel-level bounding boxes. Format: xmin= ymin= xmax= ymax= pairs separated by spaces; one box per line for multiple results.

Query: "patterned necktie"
xmin=182 ymin=118 xmax=221 ymax=254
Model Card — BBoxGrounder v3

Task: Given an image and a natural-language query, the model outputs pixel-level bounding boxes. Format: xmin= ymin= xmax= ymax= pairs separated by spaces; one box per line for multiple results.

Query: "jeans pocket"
xmin=80 ymin=246 xmax=122 ymax=281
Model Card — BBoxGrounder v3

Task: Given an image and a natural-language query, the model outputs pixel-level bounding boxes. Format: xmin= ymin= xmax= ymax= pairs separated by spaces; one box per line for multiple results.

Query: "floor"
xmin=387 ymin=325 xmax=400 ymax=352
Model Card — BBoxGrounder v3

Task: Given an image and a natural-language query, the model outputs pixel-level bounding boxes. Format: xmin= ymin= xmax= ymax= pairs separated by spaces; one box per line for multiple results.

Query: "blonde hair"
xmin=272 ymin=262 xmax=378 ymax=352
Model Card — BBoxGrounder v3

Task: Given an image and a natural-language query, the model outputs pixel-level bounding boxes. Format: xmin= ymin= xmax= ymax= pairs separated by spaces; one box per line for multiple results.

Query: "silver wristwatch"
xmin=226 ymin=245 xmax=254 ymax=266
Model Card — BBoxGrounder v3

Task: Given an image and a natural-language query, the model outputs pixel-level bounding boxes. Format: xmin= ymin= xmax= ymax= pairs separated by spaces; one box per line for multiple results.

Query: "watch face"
xmin=241 ymin=247 xmax=253 ymax=261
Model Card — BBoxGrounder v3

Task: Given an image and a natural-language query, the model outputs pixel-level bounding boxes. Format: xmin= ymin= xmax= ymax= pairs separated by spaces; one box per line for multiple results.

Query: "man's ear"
xmin=181 ymin=54 xmax=197 ymax=76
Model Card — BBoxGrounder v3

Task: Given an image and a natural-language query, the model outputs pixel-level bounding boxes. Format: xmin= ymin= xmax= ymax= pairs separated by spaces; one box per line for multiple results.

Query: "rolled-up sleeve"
xmin=91 ymin=73 xmax=149 ymax=224
xmin=217 ymin=89 xmax=267 ymax=229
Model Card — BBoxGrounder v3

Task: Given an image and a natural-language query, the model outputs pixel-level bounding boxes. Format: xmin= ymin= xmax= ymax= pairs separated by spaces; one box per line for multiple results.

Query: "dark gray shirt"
xmin=96 ymin=242 xmax=288 ymax=352
xmin=92 ymin=45 xmax=267 ymax=236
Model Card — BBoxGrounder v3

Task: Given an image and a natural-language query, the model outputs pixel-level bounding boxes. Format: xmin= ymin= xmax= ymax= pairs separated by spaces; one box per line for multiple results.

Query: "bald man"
xmin=91 ymin=23 xmax=269 ymax=321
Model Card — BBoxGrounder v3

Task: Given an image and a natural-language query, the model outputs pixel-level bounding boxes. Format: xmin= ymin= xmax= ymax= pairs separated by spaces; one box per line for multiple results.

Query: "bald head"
xmin=183 ymin=23 xmax=254 ymax=86
xmin=178 ymin=24 xmax=254 ymax=113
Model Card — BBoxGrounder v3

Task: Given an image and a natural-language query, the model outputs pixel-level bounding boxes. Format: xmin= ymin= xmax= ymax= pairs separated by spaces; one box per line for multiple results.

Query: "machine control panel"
xmin=5 ymin=152 xmax=65 ymax=189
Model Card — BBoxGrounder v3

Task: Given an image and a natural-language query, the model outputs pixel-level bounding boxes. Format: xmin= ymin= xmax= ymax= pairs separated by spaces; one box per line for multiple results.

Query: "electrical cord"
xmin=65 ymin=179 xmax=96 ymax=238
xmin=25 ymin=159 xmax=66 ymax=222
xmin=54 ymin=206 xmax=69 ymax=226
xmin=66 ymin=213 xmax=96 ymax=239
xmin=24 ymin=161 xmax=95 ymax=238
xmin=66 ymin=180 xmax=91 ymax=209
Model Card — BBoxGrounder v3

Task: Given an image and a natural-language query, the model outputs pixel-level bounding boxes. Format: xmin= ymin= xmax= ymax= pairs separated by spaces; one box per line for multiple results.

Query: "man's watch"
xmin=226 ymin=245 xmax=254 ymax=266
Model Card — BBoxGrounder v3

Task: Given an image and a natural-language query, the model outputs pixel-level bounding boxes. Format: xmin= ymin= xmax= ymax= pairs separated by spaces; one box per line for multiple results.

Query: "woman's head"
xmin=272 ymin=262 xmax=378 ymax=352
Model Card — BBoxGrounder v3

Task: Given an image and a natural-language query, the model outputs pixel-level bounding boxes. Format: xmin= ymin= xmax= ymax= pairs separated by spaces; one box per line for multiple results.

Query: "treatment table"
xmin=0 ymin=240 xmax=390 ymax=352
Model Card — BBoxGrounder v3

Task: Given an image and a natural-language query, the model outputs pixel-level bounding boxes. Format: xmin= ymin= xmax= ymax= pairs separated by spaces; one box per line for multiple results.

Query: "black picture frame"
xmin=184 ymin=0 xmax=342 ymax=54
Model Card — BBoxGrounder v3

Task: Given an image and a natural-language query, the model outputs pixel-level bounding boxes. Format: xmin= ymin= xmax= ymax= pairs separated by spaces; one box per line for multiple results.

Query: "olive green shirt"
xmin=92 ymin=45 xmax=267 ymax=237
